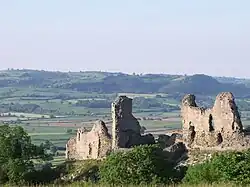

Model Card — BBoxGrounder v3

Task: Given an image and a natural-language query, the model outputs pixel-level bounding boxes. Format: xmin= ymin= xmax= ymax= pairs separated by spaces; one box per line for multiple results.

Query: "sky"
xmin=0 ymin=0 xmax=249 ymax=78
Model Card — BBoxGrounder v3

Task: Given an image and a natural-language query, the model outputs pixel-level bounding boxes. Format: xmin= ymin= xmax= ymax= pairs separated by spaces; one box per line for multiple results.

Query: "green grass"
xmin=0 ymin=116 xmax=19 ymax=121
xmin=141 ymin=120 xmax=181 ymax=129
xmin=24 ymin=126 xmax=75 ymax=133
xmin=3 ymin=110 xmax=182 ymax=149
xmin=31 ymin=134 xmax=72 ymax=147
xmin=3 ymin=183 xmax=241 ymax=187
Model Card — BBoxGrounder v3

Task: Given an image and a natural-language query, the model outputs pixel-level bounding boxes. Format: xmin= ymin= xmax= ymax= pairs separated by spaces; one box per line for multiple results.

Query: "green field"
xmin=0 ymin=106 xmax=183 ymax=167
xmin=1 ymin=79 xmax=250 ymax=168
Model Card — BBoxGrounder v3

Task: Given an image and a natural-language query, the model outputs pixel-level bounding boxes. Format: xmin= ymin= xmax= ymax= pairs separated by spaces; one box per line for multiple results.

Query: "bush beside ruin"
xmin=99 ymin=144 xmax=184 ymax=185
xmin=183 ymin=149 xmax=250 ymax=185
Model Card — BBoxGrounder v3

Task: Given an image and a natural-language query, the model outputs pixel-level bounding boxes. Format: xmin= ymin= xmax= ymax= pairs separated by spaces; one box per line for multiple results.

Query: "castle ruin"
xmin=66 ymin=92 xmax=250 ymax=160
xmin=111 ymin=96 xmax=155 ymax=149
xmin=66 ymin=96 xmax=155 ymax=160
xmin=181 ymin=92 xmax=248 ymax=149
xmin=66 ymin=120 xmax=111 ymax=160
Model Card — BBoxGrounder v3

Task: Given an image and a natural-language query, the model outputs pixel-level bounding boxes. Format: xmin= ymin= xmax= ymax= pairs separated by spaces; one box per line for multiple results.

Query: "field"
xmin=1 ymin=85 xmax=250 ymax=167
xmin=0 ymin=87 xmax=184 ymax=166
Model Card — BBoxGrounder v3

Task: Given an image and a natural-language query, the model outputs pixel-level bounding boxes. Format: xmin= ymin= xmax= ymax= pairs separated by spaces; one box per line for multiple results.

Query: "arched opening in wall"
xmin=217 ymin=133 xmax=223 ymax=144
xmin=89 ymin=143 xmax=92 ymax=156
xmin=209 ymin=114 xmax=215 ymax=132
xmin=78 ymin=133 xmax=80 ymax=141
xmin=188 ymin=124 xmax=196 ymax=143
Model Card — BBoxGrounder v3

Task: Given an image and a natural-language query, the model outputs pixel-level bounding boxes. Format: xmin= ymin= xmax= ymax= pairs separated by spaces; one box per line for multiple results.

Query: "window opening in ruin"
xmin=78 ymin=133 xmax=80 ymax=141
xmin=189 ymin=125 xmax=196 ymax=143
xmin=89 ymin=144 xmax=92 ymax=156
xmin=232 ymin=123 xmax=235 ymax=131
xmin=209 ymin=114 xmax=215 ymax=132
xmin=217 ymin=133 xmax=223 ymax=144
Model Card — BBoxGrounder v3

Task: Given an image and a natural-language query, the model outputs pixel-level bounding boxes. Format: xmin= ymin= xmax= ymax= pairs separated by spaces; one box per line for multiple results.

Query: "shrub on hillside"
xmin=182 ymin=161 xmax=221 ymax=184
xmin=99 ymin=144 xmax=181 ymax=185
xmin=183 ymin=150 xmax=250 ymax=185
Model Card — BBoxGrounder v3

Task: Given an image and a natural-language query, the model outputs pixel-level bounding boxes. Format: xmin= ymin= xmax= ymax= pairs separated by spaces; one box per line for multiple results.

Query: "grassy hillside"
xmin=1 ymin=69 xmax=250 ymax=96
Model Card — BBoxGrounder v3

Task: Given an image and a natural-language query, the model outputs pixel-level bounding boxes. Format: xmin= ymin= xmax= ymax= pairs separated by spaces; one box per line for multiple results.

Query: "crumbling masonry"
xmin=181 ymin=92 xmax=248 ymax=148
xmin=66 ymin=96 xmax=154 ymax=160
xmin=66 ymin=92 xmax=250 ymax=160
xmin=66 ymin=120 xmax=111 ymax=160
xmin=111 ymin=96 xmax=155 ymax=149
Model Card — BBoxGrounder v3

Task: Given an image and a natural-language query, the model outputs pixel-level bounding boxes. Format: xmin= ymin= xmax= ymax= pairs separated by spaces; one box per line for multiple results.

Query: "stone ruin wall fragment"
xmin=111 ymin=96 xmax=155 ymax=149
xmin=66 ymin=92 xmax=250 ymax=159
xmin=181 ymin=92 xmax=246 ymax=148
xmin=66 ymin=120 xmax=111 ymax=160
xmin=66 ymin=95 xmax=155 ymax=160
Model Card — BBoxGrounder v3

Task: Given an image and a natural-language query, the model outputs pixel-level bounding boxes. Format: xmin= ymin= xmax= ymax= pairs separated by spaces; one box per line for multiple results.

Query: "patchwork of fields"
xmin=1 ymin=87 xmax=250 ymax=166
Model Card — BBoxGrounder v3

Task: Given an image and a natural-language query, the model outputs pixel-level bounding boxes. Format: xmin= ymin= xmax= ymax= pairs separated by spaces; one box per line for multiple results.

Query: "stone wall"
xmin=66 ymin=92 xmax=250 ymax=160
xmin=111 ymin=96 xmax=155 ymax=149
xmin=66 ymin=120 xmax=111 ymax=160
xmin=66 ymin=96 xmax=155 ymax=160
xmin=181 ymin=92 xmax=245 ymax=148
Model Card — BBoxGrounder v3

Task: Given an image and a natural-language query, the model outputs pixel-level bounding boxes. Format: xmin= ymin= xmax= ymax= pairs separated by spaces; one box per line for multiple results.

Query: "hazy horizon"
xmin=0 ymin=1 xmax=249 ymax=78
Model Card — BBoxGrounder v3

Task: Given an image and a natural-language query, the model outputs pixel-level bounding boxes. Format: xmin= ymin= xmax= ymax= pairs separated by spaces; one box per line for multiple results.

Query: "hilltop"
xmin=1 ymin=69 xmax=250 ymax=97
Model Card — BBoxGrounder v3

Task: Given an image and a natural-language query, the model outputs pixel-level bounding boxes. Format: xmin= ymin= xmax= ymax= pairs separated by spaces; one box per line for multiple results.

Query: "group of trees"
xmin=0 ymin=125 xmax=49 ymax=184
xmin=74 ymin=97 xmax=180 ymax=112
xmin=0 ymin=103 xmax=43 ymax=113
xmin=132 ymin=97 xmax=180 ymax=111
xmin=40 ymin=140 xmax=58 ymax=156
xmin=100 ymin=146 xmax=250 ymax=185
xmin=2 ymin=125 xmax=250 ymax=185
xmin=2 ymin=69 xmax=250 ymax=96
xmin=75 ymin=99 xmax=111 ymax=108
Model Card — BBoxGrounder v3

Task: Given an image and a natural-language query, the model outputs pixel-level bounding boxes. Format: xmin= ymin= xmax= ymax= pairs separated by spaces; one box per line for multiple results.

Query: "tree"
xmin=43 ymin=140 xmax=53 ymax=150
xmin=0 ymin=125 xmax=47 ymax=184
xmin=49 ymin=146 xmax=57 ymax=155
xmin=99 ymin=144 xmax=178 ymax=185
xmin=66 ymin=129 xmax=73 ymax=134
xmin=49 ymin=114 xmax=55 ymax=118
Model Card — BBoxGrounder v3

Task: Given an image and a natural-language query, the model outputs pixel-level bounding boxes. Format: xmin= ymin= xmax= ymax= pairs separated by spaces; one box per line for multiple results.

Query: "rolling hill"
xmin=0 ymin=69 xmax=250 ymax=97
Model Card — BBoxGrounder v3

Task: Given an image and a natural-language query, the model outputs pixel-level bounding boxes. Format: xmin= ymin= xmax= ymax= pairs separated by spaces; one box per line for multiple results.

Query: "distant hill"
xmin=1 ymin=69 xmax=250 ymax=97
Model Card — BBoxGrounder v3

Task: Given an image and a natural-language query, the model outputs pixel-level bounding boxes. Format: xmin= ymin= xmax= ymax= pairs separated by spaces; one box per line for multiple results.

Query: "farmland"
xmin=2 ymin=69 xmax=250 ymax=166
xmin=0 ymin=88 xmax=183 ymax=166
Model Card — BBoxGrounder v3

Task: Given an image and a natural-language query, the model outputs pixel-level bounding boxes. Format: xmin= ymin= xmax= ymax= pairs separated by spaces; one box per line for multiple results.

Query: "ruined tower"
xmin=111 ymin=96 xmax=155 ymax=149
xmin=181 ymin=92 xmax=244 ymax=148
